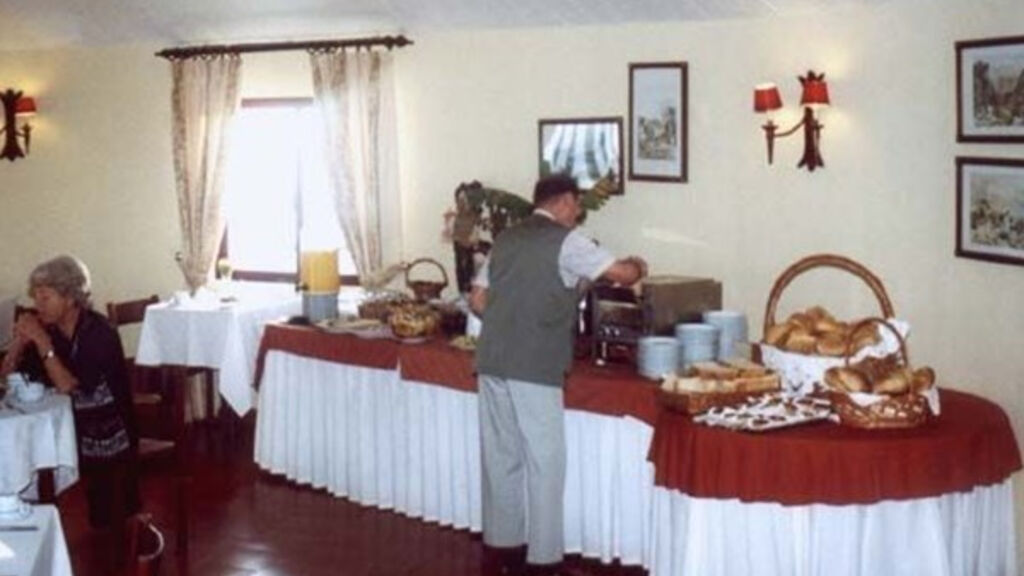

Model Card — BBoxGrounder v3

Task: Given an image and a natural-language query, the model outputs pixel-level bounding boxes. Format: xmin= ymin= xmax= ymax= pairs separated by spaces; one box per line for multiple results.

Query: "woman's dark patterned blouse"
xmin=22 ymin=309 xmax=136 ymax=462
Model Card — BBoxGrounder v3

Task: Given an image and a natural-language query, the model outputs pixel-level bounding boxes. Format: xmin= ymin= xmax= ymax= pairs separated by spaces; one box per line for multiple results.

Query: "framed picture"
xmin=538 ymin=116 xmax=624 ymax=194
xmin=629 ymin=62 xmax=688 ymax=182
xmin=956 ymin=35 xmax=1024 ymax=143
xmin=956 ymin=157 xmax=1024 ymax=266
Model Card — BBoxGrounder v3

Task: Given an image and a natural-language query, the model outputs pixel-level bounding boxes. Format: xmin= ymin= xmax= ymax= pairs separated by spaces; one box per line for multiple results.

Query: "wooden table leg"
xmin=37 ymin=468 xmax=56 ymax=504
xmin=166 ymin=365 xmax=192 ymax=557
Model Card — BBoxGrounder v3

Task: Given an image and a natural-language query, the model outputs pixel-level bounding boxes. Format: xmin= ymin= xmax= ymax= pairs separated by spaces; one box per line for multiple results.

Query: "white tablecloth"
xmin=0 ymin=505 xmax=73 ymax=576
xmin=136 ymin=290 xmax=300 ymax=415
xmin=0 ymin=394 xmax=77 ymax=499
xmin=254 ymin=350 xmax=656 ymax=566
xmin=648 ymin=481 xmax=1018 ymax=576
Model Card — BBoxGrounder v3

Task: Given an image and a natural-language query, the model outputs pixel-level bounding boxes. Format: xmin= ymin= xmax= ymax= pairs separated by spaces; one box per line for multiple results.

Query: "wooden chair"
xmin=124 ymin=513 xmax=165 ymax=576
xmin=107 ymin=297 xmax=192 ymax=555
xmin=106 ymin=296 xmax=218 ymax=428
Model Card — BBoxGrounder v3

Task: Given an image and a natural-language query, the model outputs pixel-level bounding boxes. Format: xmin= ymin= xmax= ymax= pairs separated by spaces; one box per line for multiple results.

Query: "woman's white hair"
xmin=28 ymin=254 xmax=92 ymax=309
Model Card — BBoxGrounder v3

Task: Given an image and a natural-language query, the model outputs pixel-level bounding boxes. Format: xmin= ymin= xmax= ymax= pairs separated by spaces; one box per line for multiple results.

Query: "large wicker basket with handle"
xmin=759 ymin=254 xmax=909 ymax=395
xmin=405 ymin=258 xmax=449 ymax=302
xmin=826 ymin=317 xmax=934 ymax=429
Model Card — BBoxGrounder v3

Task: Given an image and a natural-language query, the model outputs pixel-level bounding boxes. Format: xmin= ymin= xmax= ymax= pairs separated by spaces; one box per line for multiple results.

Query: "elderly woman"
xmin=0 ymin=255 xmax=139 ymax=529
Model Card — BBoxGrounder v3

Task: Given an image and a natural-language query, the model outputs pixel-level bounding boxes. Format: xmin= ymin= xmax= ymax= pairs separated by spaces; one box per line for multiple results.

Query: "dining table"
xmin=0 ymin=505 xmax=73 ymax=576
xmin=135 ymin=283 xmax=301 ymax=416
xmin=252 ymin=322 xmax=1022 ymax=575
xmin=0 ymin=393 xmax=77 ymax=503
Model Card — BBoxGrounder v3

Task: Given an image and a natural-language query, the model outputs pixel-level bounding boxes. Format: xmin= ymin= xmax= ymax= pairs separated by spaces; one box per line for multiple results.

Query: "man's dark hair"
xmin=533 ymin=174 xmax=581 ymax=207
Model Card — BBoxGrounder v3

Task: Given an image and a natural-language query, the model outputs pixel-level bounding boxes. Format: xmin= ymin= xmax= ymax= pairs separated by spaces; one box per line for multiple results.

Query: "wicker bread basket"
xmin=406 ymin=258 xmax=449 ymax=302
xmin=759 ymin=254 xmax=909 ymax=395
xmin=826 ymin=317 xmax=933 ymax=429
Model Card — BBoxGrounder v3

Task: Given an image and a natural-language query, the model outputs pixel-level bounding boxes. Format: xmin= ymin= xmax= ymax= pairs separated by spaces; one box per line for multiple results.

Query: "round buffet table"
xmin=646 ymin=389 xmax=1022 ymax=576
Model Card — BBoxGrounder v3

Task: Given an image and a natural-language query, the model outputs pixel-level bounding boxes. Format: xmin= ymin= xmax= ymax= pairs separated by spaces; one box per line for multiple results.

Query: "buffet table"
xmin=253 ymin=324 xmax=658 ymax=565
xmin=252 ymin=324 xmax=1021 ymax=574
xmin=647 ymin=390 xmax=1022 ymax=576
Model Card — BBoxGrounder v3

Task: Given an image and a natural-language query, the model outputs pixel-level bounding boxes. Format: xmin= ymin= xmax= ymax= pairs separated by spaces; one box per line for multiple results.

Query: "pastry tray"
xmin=693 ymin=392 xmax=833 ymax=432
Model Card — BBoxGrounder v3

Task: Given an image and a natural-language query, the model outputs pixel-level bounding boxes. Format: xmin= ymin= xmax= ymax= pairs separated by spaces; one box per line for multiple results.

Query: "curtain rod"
xmin=156 ymin=35 xmax=413 ymax=59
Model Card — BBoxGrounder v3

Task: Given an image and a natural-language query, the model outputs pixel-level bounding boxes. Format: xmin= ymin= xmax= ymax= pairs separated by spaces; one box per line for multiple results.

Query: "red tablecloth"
xmin=255 ymin=324 xmax=659 ymax=425
xmin=648 ymin=388 xmax=1022 ymax=505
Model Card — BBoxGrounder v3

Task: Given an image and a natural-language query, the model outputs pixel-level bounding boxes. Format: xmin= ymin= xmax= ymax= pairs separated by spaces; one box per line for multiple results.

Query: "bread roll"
xmin=813 ymin=316 xmax=845 ymax=335
xmin=784 ymin=328 xmax=817 ymax=354
xmin=815 ymin=332 xmax=847 ymax=356
xmin=849 ymin=324 xmax=881 ymax=353
xmin=788 ymin=312 xmax=815 ymax=332
xmin=764 ymin=322 xmax=794 ymax=346
xmin=911 ymin=367 xmax=936 ymax=393
xmin=872 ymin=370 xmax=910 ymax=395
xmin=805 ymin=306 xmax=833 ymax=322
xmin=825 ymin=367 xmax=869 ymax=393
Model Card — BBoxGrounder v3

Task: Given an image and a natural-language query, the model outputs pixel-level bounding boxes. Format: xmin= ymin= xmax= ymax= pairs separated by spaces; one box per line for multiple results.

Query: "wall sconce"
xmin=753 ymin=71 xmax=830 ymax=172
xmin=1 ymin=89 xmax=37 ymax=162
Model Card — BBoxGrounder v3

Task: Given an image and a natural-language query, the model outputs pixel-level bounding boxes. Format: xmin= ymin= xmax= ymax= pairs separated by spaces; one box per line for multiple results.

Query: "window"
xmin=221 ymin=98 xmax=356 ymax=283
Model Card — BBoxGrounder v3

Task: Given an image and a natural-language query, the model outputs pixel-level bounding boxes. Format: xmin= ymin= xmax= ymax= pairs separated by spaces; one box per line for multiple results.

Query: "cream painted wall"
xmin=0 ymin=0 xmax=1021 ymax=567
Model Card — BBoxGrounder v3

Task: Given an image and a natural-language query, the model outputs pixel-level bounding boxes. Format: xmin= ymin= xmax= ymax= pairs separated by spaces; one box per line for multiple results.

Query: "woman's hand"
xmin=14 ymin=313 xmax=52 ymax=354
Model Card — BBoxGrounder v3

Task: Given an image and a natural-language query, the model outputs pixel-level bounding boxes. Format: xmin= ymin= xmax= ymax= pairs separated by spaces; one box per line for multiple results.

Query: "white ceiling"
xmin=0 ymin=0 xmax=897 ymax=51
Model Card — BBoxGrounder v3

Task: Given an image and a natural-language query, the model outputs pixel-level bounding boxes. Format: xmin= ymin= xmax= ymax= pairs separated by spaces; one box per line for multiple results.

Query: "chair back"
xmin=125 ymin=513 xmax=165 ymax=576
xmin=107 ymin=296 xmax=160 ymax=327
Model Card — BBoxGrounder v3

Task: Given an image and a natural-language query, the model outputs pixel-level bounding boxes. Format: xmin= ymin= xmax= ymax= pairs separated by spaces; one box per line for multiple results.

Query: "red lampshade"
xmin=753 ymin=84 xmax=782 ymax=113
xmin=800 ymin=77 xmax=830 ymax=107
xmin=15 ymin=96 xmax=37 ymax=116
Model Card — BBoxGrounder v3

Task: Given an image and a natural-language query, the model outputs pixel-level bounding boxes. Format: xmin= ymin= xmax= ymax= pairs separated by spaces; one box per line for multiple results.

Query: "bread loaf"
xmin=690 ymin=362 xmax=741 ymax=380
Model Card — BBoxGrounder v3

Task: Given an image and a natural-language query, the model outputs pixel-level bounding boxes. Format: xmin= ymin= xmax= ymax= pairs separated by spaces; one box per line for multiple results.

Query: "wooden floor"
xmin=57 ymin=419 xmax=649 ymax=576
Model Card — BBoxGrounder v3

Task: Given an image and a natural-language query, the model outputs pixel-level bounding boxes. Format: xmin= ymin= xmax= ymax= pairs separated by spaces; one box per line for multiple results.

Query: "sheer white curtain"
xmin=309 ymin=49 xmax=399 ymax=281
xmin=170 ymin=54 xmax=243 ymax=292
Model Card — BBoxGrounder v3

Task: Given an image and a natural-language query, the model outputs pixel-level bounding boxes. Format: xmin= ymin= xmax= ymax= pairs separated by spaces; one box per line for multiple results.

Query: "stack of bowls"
xmin=637 ymin=336 xmax=679 ymax=380
xmin=675 ymin=323 xmax=719 ymax=372
xmin=702 ymin=310 xmax=749 ymax=360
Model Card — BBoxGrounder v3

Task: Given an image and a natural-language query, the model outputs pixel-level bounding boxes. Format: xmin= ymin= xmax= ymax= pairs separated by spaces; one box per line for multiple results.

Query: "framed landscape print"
xmin=538 ymin=116 xmax=624 ymax=195
xmin=956 ymin=35 xmax=1024 ymax=143
xmin=956 ymin=157 xmax=1024 ymax=267
xmin=629 ymin=62 xmax=688 ymax=182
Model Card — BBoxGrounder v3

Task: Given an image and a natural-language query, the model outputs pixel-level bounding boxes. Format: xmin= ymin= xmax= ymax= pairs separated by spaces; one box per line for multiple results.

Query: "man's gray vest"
xmin=475 ymin=214 xmax=578 ymax=387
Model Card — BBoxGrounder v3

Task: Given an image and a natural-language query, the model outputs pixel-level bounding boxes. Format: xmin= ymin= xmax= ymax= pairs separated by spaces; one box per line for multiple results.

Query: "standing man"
xmin=470 ymin=175 xmax=647 ymax=576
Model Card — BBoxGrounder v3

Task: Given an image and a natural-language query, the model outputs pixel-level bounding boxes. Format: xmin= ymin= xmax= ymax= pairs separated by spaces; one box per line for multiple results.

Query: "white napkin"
xmin=0 ymin=537 xmax=14 ymax=560
xmin=170 ymin=287 xmax=221 ymax=310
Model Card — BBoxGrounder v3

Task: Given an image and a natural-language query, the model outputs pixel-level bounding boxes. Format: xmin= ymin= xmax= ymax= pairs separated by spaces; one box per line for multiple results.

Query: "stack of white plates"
xmin=675 ymin=323 xmax=719 ymax=372
xmin=637 ymin=336 xmax=679 ymax=380
xmin=702 ymin=310 xmax=749 ymax=360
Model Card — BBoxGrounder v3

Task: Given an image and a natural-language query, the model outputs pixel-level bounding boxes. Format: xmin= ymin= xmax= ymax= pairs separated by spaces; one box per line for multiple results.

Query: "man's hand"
xmin=602 ymin=255 xmax=648 ymax=286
